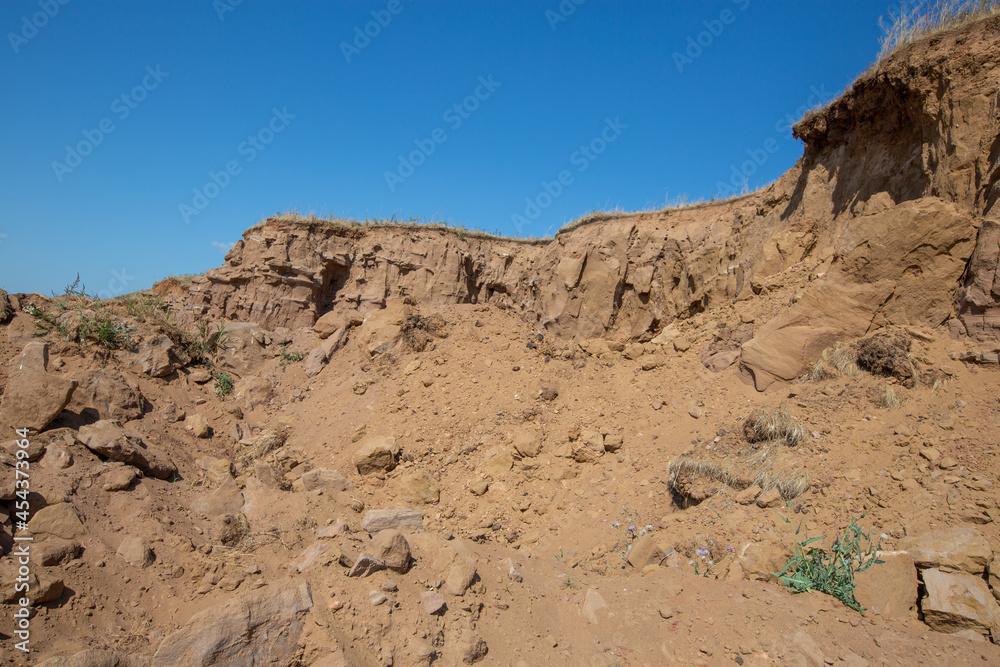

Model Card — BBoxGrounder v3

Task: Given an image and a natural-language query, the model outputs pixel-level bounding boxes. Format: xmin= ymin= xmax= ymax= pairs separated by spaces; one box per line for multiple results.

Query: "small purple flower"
xmin=726 ymin=546 xmax=735 ymax=553
xmin=628 ymin=525 xmax=636 ymax=532
xmin=611 ymin=521 xmax=620 ymax=528
xmin=697 ymin=546 xmax=710 ymax=557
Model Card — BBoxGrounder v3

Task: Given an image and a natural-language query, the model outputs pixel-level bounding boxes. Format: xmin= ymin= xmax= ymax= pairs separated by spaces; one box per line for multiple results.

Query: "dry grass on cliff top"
xmin=797 ymin=1 xmax=1000 ymax=130
xmin=249 ymin=193 xmax=748 ymax=246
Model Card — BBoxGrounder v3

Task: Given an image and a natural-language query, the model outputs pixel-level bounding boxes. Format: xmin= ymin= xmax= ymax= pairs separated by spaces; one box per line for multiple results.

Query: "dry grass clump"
xmin=874 ymin=384 xmax=908 ymax=410
xmin=743 ymin=406 xmax=809 ymax=447
xmin=667 ymin=445 xmax=810 ymax=504
xmin=877 ymin=0 xmax=1000 ymax=61
xmin=240 ymin=428 xmax=286 ymax=464
xmin=856 ymin=333 xmax=916 ymax=387
xmin=809 ymin=342 xmax=859 ymax=381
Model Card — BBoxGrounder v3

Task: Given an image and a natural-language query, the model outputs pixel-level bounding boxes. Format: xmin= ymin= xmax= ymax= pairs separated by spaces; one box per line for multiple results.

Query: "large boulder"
xmin=304 ymin=327 xmax=348 ymax=378
xmin=0 ymin=342 xmax=77 ymax=433
xmin=301 ymin=468 xmax=354 ymax=493
xmin=151 ymin=579 xmax=312 ymax=666
xmin=65 ymin=369 xmax=146 ymax=422
xmin=28 ymin=503 xmax=87 ymax=541
xmin=77 ymin=421 xmax=177 ymax=479
xmin=356 ymin=300 xmax=411 ymax=357
xmin=898 ymin=525 xmax=993 ymax=575
xmin=922 ymin=568 xmax=1000 ymax=639
xmin=134 ymin=335 xmax=184 ymax=377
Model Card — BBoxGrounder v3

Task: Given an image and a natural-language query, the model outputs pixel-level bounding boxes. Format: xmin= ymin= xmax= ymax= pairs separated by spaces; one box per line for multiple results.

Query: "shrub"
xmin=856 ymin=333 xmax=915 ymax=387
xmin=79 ymin=314 xmax=134 ymax=350
xmin=213 ymin=372 xmax=234 ymax=399
xmin=279 ymin=343 xmax=305 ymax=366
xmin=773 ymin=518 xmax=883 ymax=612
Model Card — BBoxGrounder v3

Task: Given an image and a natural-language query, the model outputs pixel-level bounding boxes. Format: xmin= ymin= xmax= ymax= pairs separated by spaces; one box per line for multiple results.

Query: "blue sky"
xmin=2 ymin=0 xmax=898 ymax=297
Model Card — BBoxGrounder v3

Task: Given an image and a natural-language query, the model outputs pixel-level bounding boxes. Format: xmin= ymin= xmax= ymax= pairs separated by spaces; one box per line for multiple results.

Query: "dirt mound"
xmin=4 ymin=15 xmax=1000 ymax=667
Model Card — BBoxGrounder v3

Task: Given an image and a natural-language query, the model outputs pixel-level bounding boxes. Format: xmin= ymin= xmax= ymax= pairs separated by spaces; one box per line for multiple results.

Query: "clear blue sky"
xmin=2 ymin=0 xmax=898 ymax=298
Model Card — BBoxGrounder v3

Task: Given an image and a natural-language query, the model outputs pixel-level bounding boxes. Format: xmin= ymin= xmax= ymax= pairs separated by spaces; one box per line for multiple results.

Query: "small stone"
xmin=352 ymin=436 xmax=400 ymax=475
xmin=371 ymin=530 xmax=411 ymax=573
xmin=362 ymin=509 xmax=424 ymax=533
xmin=756 ymin=488 xmax=783 ymax=508
xmin=117 ymin=536 xmax=154 ymax=568
xmin=301 ymin=468 xmax=354 ymax=494
xmin=603 ymin=434 xmax=623 ymax=452
xmin=102 ymin=466 xmax=138 ymax=492
xmin=421 ymin=591 xmax=447 ymax=615
xmin=507 ymin=559 xmax=523 ymax=583
xmin=658 ymin=605 xmax=674 ymax=619
xmin=538 ymin=387 xmax=558 ymax=402
xmin=470 ymin=480 xmax=489 ymax=496
xmin=186 ymin=413 xmax=212 ymax=439
xmin=347 ymin=553 xmax=386 ymax=578
xmin=512 ymin=431 xmax=543 ymax=458
xmin=369 ymin=590 xmax=387 ymax=606
xmin=735 ymin=485 xmax=761 ymax=505
xmin=627 ymin=534 xmax=666 ymax=569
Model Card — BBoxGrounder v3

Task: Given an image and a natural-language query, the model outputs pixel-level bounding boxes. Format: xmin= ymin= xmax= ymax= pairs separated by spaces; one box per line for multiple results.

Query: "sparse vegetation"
xmin=856 ymin=332 xmax=916 ymax=387
xmin=874 ymin=384 xmax=907 ymax=410
xmin=808 ymin=342 xmax=859 ymax=381
xmin=877 ymin=0 xmax=1000 ymax=61
xmin=743 ymin=406 xmax=809 ymax=447
xmin=773 ymin=518 xmax=884 ymax=612
xmin=213 ymin=372 xmax=234 ymax=399
xmin=668 ymin=447 xmax=810 ymax=505
xmin=279 ymin=343 xmax=305 ymax=366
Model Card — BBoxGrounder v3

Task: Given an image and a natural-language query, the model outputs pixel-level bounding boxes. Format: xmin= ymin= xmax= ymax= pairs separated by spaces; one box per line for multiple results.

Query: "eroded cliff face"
xmin=169 ymin=17 xmax=1000 ymax=388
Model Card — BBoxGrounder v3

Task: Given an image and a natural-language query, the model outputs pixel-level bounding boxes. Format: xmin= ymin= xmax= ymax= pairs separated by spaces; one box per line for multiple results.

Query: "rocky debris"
xmin=304 ymin=326 xmax=348 ymax=377
xmin=28 ymin=503 xmax=87 ymax=541
xmin=921 ymin=568 xmax=1000 ymax=640
xmin=192 ymin=477 xmax=245 ymax=518
xmin=234 ymin=375 xmax=274 ymax=410
xmin=357 ymin=300 xmax=411 ymax=356
xmin=37 ymin=649 xmax=151 ymax=667
xmin=78 ymin=421 xmax=177 ymax=479
xmin=422 ymin=591 xmax=447 ymax=615
xmin=134 ymin=335 xmax=184 ymax=377
xmin=196 ymin=456 xmax=233 ymax=485
xmin=444 ymin=557 xmax=478 ymax=596
xmin=158 ymin=401 xmax=186 ymax=423
xmin=735 ymin=485 xmax=761 ymax=505
xmin=67 ymin=369 xmax=146 ymax=422
xmin=371 ymin=530 xmax=412 ymax=573
xmin=854 ymin=551 xmax=918 ymax=619
xmin=469 ymin=480 xmax=489 ymax=496
xmin=957 ymin=218 xmax=1000 ymax=340
xmin=35 ymin=538 xmax=82 ymax=566
xmin=581 ymin=588 xmax=609 ymax=624
xmin=397 ymin=470 xmax=440 ymax=504
xmin=0 ymin=342 xmax=77 ymax=433
xmin=313 ymin=311 xmax=346 ymax=339
xmin=101 ymin=465 xmax=138 ymax=492
xmin=302 ymin=468 xmax=354 ymax=493
xmin=507 ymin=558 xmax=523 ymax=583
xmin=1 ymin=434 xmax=46 ymax=463
xmin=702 ymin=324 xmax=753 ymax=372
xmin=362 ymin=509 xmax=424 ymax=533
xmin=990 ymin=555 xmax=1000 ymax=604
xmin=185 ymin=413 xmax=212 ymax=438
xmin=456 ymin=631 xmax=489 ymax=664
xmin=898 ymin=525 xmax=992 ymax=574
xmin=481 ymin=451 xmax=513 ymax=477
xmin=627 ymin=534 xmax=666 ymax=569
xmin=512 ymin=430 xmax=543 ymax=458
xmin=572 ymin=429 xmax=605 ymax=463
xmin=151 ymin=579 xmax=312 ymax=666
xmin=347 ymin=553 xmax=387 ymax=577
xmin=352 ymin=435 xmax=400 ymax=474
xmin=289 ymin=541 xmax=334 ymax=573
xmin=756 ymin=488 xmax=783 ymax=508
xmin=117 ymin=536 xmax=155 ymax=568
